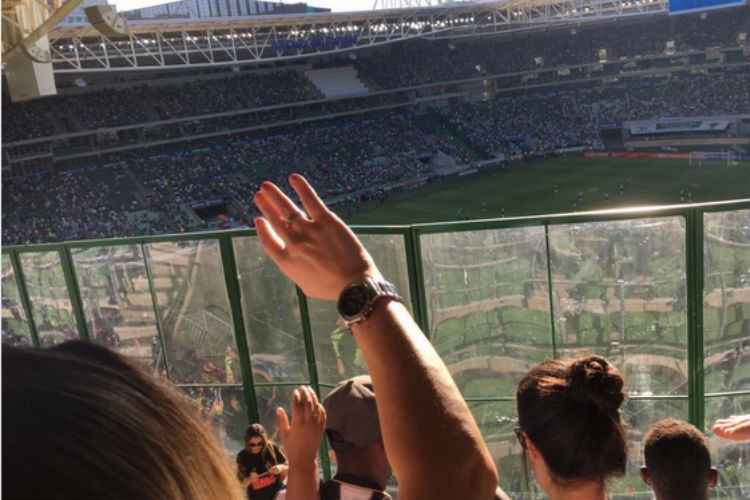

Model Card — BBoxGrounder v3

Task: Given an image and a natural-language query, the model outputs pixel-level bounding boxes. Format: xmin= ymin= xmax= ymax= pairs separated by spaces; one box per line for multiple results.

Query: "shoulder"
xmin=237 ymin=449 xmax=250 ymax=462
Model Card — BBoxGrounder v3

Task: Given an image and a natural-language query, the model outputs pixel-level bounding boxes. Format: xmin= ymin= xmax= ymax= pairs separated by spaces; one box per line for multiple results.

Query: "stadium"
xmin=1 ymin=0 xmax=750 ymax=496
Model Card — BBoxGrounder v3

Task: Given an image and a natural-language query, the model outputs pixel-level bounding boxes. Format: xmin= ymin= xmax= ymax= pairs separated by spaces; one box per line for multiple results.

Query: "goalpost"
xmin=689 ymin=151 xmax=736 ymax=168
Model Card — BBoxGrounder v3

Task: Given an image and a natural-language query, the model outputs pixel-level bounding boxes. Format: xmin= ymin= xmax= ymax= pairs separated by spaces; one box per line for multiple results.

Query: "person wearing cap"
xmin=253 ymin=175 xmax=503 ymax=500
xmin=276 ymin=377 xmax=389 ymax=500
xmin=322 ymin=375 xmax=391 ymax=500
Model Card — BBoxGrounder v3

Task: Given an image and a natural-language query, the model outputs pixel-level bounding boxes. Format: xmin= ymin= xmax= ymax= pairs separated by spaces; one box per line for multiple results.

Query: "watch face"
xmin=338 ymin=284 xmax=372 ymax=317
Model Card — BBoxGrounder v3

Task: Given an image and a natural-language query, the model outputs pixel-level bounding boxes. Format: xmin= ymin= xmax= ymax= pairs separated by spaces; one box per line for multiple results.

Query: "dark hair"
xmin=644 ymin=419 xmax=712 ymax=500
xmin=245 ymin=423 xmax=283 ymax=463
xmin=2 ymin=341 xmax=243 ymax=500
xmin=516 ymin=356 xmax=627 ymax=485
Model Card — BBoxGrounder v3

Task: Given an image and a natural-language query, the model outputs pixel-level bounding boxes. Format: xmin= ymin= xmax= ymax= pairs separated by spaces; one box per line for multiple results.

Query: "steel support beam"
xmin=47 ymin=0 xmax=668 ymax=72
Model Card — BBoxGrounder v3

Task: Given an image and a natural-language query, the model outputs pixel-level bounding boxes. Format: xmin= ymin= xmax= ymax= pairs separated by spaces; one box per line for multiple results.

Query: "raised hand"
xmin=712 ymin=415 xmax=750 ymax=442
xmin=253 ymin=174 xmax=381 ymax=300
xmin=276 ymin=386 xmax=326 ymax=467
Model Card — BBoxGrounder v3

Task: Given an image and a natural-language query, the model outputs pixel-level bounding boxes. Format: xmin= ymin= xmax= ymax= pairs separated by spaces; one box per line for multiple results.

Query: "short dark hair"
xmin=516 ymin=356 xmax=627 ymax=484
xmin=3 ymin=341 xmax=242 ymax=500
xmin=644 ymin=418 xmax=712 ymax=500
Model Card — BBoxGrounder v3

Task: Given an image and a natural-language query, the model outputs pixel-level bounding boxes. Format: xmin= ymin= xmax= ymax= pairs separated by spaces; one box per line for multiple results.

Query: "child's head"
xmin=642 ymin=418 xmax=717 ymax=500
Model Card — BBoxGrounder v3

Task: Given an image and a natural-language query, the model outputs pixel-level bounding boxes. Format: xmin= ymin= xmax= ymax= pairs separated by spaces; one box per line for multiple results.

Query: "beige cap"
xmin=323 ymin=375 xmax=382 ymax=451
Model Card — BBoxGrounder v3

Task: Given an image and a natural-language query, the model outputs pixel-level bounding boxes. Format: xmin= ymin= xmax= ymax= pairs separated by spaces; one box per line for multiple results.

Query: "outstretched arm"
xmin=712 ymin=415 xmax=750 ymax=442
xmin=253 ymin=174 xmax=500 ymax=500
xmin=277 ymin=386 xmax=326 ymax=500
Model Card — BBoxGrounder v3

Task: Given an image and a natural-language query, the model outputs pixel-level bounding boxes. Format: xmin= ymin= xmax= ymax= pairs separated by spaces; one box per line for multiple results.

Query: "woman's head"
xmin=3 ymin=341 xmax=243 ymax=500
xmin=245 ymin=423 xmax=270 ymax=454
xmin=516 ymin=356 xmax=627 ymax=493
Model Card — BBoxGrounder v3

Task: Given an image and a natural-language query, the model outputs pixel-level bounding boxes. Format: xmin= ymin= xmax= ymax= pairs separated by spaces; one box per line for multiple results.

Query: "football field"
xmin=349 ymin=156 xmax=750 ymax=225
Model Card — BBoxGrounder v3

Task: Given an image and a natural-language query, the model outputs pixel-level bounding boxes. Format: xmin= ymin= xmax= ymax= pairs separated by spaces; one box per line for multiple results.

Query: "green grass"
xmin=348 ymin=157 xmax=750 ymax=224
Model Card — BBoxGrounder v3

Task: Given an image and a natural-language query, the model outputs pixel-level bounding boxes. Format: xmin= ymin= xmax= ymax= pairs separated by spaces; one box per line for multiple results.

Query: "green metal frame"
xmin=8 ymin=250 xmax=41 ymax=347
xmin=220 ymin=236 xmax=261 ymax=423
xmin=59 ymin=247 xmax=90 ymax=340
xmin=685 ymin=209 xmax=706 ymax=430
xmin=3 ymin=198 xmax=750 ymax=457
xmin=295 ymin=287 xmax=333 ymax=479
xmin=142 ymin=243 xmax=171 ymax=376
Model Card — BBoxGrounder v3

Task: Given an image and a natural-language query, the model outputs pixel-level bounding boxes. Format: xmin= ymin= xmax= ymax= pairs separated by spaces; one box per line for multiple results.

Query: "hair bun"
xmin=565 ymin=356 xmax=624 ymax=413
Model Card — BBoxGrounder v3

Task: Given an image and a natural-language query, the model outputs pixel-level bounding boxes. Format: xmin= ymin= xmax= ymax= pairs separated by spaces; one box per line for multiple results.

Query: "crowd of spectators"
xmin=448 ymin=68 xmax=750 ymax=158
xmin=3 ymin=65 xmax=749 ymax=245
xmin=357 ymin=6 xmax=748 ymax=89
xmin=2 ymin=69 xmax=322 ymax=142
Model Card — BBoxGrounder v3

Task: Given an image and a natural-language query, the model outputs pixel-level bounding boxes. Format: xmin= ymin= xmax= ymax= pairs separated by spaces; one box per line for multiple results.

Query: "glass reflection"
xmin=255 ymin=385 xmax=298 ymax=440
xmin=233 ymin=237 xmax=308 ymax=383
xmin=611 ymin=398 xmax=690 ymax=497
xmin=421 ymin=227 xmax=552 ymax=398
xmin=706 ymin=394 xmax=750 ymax=499
xmin=181 ymin=385 xmax=248 ymax=453
xmin=19 ymin=251 xmax=78 ymax=346
xmin=1 ymin=253 xmax=33 ymax=347
xmin=308 ymin=234 xmax=412 ymax=385
xmin=704 ymin=209 xmax=750 ymax=395
xmin=72 ymin=245 xmax=163 ymax=372
xmin=145 ymin=240 xmax=237 ymax=384
xmin=549 ymin=218 xmax=688 ymax=396
xmin=468 ymin=400 xmax=539 ymax=497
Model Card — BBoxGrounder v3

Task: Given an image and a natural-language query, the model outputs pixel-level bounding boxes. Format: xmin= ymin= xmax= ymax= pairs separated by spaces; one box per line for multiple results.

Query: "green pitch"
xmin=349 ymin=157 xmax=750 ymax=225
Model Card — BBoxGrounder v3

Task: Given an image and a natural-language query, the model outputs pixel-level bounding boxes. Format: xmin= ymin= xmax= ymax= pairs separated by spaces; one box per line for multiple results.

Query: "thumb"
xmin=276 ymin=407 xmax=291 ymax=442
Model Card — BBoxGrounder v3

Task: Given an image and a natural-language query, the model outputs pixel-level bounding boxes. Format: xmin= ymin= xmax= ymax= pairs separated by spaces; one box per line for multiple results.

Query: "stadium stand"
xmin=305 ymin=66 xmax=370 ymax=98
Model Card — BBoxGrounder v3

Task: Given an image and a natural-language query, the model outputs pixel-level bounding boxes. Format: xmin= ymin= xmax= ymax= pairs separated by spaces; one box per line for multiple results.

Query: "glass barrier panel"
xmin=1 ymin=253 xmax=33 ymax=347
xmin=610 ymin=397 xmax=690 ymax=497
xmin=549 ymin=217 xmax=688 ymax=396
xmin=145 ymin=240 xmax=237 ymax=384
xmin=705 ymin=393 xmax=750 ymax=499
xmin=307 ymin=234 xmax=412 ymax=386
xmin=421 ymin=227 xmax=552 ymax=398
xmin=180 ymin=385 xmax=248 ymax=454
xmin=19 ymin=251 xmax=78 ymax=346
xmin=704 ymin=209 xmax=750 ymax=395
xmin=71 ymin=245 xmax=163 ymax=372
xmin=233 ymin=237 xmax=308 ymax=383
xmin=468 ymin=400 xmax=542 ymax=498
xmin=254 ymin=384 xmax=298 ymax=440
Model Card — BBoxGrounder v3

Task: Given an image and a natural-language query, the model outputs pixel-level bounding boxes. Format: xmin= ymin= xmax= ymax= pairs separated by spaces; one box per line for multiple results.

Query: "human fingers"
xmin=314 ymin=400 xmax=326 ymax=430
xmin=289 ymin=174 xmax=329 ymax=220
xmin=303 ymin=386 xmax=317 ymax=421
xmin=276 ymin=407 xmax=291 ymax=443
xmin=291 ymin=388 xmax=305 ymax=426
xmin=255 ymin=218 xmax=288 ymax=264
xmin=297 ymin=386 xmax=311 ymax=424
xmin=259 ymin=181 xmax=308 ymax=221
xmin=254 ymin=188 xmax=289 ymax=231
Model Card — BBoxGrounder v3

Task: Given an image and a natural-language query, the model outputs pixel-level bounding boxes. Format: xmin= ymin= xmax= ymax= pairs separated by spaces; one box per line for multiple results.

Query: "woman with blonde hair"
xmin=3 ymin=340 xmax=244 ymax=500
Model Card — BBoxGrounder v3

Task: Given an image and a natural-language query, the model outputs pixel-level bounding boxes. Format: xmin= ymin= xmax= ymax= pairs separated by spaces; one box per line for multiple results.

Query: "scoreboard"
xmin=669 ymin=0 xmax=745 ymax=14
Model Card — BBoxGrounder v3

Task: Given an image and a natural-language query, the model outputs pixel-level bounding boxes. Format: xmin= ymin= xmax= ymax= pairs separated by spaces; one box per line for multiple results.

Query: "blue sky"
xmin=113 ymin=0 xmax=375 ymax=12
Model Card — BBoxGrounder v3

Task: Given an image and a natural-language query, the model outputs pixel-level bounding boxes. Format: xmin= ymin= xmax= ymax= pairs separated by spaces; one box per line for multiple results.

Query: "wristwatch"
xmin=337 ymin=276 xmax=403 ymax=327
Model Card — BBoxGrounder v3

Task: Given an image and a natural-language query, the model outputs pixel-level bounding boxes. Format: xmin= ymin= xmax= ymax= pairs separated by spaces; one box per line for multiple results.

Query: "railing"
xmin=3 ymin=198 xmax=750 ymax=497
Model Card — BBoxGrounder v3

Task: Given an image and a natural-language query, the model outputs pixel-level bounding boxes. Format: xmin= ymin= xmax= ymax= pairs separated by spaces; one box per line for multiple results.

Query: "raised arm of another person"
xmin=253 ymin=174 xmax=501 ymax=500
xmin=712 ymin=415 xmax=750 ymax=442
xmin=276 ymin=386 xmax=326 ymax=500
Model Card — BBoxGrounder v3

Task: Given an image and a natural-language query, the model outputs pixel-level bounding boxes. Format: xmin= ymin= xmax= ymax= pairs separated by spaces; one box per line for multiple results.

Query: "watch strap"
xmin=341 ymin=277 xmax=403 ymax=327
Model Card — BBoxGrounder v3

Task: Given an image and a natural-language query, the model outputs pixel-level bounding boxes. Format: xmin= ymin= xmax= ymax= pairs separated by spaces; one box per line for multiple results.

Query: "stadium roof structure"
xmin=47 ymin=0 xmax=667 ymax=72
